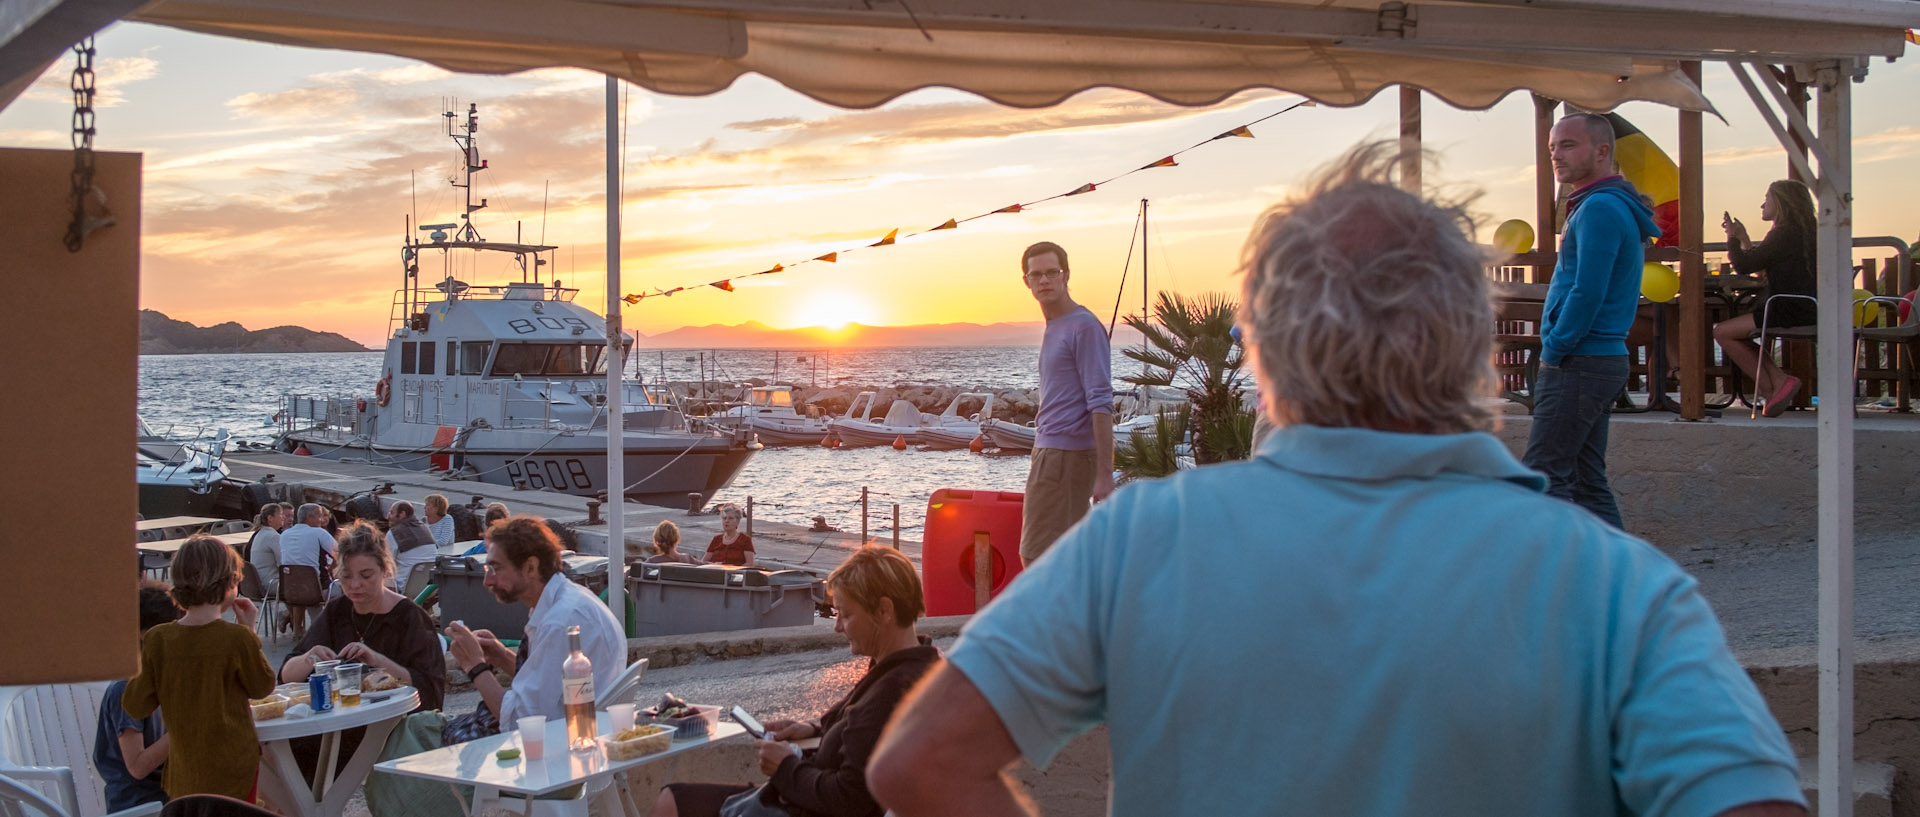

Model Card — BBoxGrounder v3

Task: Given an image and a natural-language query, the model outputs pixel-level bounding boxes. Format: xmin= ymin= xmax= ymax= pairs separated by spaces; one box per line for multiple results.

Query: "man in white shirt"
xmin=446 ymin=515 xmax=624 ymax=727
xmin=276 ymin=503 xmax=337 ymax=639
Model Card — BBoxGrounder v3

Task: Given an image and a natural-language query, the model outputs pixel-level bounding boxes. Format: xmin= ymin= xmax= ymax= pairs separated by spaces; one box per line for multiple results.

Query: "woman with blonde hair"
xmin=646 ymin=520 xmax=701 ymax=564
xmin=651 ymin=546 xmax=937 ymax=817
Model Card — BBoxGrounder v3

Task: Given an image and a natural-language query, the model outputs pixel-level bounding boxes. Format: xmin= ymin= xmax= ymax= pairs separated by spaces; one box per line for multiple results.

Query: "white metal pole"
xmin=1813 ymin=60 xmax=1854 ymax=817
xmin=604 ymin=75 xmax=627 ymax=642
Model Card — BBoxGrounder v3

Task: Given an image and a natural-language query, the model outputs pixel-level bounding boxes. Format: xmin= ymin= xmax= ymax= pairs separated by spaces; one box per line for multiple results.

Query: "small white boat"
xmin=917 ymin=392 xmax=997 ymax=450
xmin=828 ymin=393 xmax=926 ymax=447
xmin=707 ymin=386 xmax=829 ymax=446
xmin=137 ymin=416 xmax=231 ymax=518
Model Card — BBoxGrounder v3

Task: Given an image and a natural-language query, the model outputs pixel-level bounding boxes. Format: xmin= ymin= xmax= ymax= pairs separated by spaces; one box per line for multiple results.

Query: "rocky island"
xmin=140 ymin=310 xmax=370 ymax=354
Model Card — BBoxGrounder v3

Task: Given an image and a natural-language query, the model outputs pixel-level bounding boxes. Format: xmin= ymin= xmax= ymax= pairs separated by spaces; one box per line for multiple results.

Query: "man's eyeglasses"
xmin=1024 ymin=268 xmax=1066 ymax=283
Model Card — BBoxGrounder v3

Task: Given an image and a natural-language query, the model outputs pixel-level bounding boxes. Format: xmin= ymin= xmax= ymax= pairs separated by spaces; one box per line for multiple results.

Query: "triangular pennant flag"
xmin=815 ymin=252 xmax=838 ymax=263
xmin=1908 ymin=29 xmax=1919 ymax=44
xmin=623 ymin=293 xmax=644 ymax=304
xmin=870 ymin=229 xmax=898 ymax=247
xmin=710 ymin=280 xmax=735 ymax=292
xmin=931 ymin=219 xmax=957 ymax=231
xmin=994 ymin=204 xmax=1024 ymax=214
xmin=1065 ymin=183 xmax=1096 ymax=196
xmin=1141 ymin=156 xmax=1177 ymax=169
xmin=1215 ymin=125 xmax=1255 ymax=140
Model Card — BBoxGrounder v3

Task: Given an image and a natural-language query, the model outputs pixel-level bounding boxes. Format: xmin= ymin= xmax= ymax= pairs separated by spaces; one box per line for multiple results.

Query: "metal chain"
xmin=65 ymin=37 xmax=98 ymax=253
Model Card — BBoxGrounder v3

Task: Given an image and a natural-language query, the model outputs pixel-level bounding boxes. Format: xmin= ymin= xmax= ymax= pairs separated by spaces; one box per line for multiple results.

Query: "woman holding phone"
xmin=649 ymin=547 xmax=939 ymax=817
xmin=1717 ymin=179 xmax=1818 ymax=417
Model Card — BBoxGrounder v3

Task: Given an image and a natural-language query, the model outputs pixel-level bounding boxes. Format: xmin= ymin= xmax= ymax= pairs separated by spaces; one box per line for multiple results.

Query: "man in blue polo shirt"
xmin=1525 ymin=111 xmax=1662 ymax=529
xmin=868 ymin=146 xmax=1803 ymax=817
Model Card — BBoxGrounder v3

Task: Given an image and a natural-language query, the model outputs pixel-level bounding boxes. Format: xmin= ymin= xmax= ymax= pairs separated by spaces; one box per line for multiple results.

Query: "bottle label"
xmin=563 ymin=676 xmax=594 ymax=705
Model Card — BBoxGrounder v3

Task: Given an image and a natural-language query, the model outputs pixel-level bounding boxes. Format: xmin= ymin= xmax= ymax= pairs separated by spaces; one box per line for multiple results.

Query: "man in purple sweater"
xmin=1019 ymin=241 xmax=1114 ymax=565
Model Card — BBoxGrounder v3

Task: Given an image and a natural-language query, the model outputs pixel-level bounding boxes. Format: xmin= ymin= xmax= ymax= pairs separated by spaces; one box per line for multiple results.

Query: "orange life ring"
xmin=375 ymin=373 xmax=393 ymax=407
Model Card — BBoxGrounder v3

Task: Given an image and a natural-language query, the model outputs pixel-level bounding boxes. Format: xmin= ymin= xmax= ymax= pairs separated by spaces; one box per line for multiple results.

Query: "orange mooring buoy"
xmin=820 ymin=434 xmax=835 ymax=448
xmin=293 ymin=444 xmax=312 ymax=456
xmin=892 ymin=435 xmax=907 ymax=450
xmin=968 ymin=435 xmax=985 ymax=453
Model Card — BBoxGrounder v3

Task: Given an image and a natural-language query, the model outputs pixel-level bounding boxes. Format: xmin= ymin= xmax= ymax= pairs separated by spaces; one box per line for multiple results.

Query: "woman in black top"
xmin=1715 ymin=178 xmax=1817 ymax=417
xmin=651 ymin=547 xmax=939 ymax=817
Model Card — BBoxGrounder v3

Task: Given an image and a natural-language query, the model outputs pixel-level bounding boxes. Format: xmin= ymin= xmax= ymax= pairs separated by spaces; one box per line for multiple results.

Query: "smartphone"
xmin=731 ymin=706 xmax=767 ymax=739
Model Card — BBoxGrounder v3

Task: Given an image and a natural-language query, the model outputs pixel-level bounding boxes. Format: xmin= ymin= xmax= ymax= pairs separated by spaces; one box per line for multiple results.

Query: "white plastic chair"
xmin=596 ymin=659 xmax=649 ymax=709
xmin=0 ymin=773 xmax=160 ymax=817
xmin=0 ymin=684 xmax=113 ymax=817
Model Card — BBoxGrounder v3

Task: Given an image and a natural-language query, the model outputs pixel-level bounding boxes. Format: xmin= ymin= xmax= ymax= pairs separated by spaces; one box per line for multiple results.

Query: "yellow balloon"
xmin=1641 ymin=262 xmax=1679 ymax=303
xmin=1853 ymin=288 xmax=1880 ymax=326
xmin=1493 ymin=219 xmax=1535 ymax=255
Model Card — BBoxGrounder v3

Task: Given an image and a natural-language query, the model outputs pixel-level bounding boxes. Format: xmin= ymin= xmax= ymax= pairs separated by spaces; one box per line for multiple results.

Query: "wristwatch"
xmin=464 ymin=661 xmax=494 ymax=683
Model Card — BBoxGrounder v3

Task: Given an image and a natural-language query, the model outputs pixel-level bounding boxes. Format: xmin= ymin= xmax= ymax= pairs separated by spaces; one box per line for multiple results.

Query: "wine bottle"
xmin=563 ymin=625 xmax=597 ymax=752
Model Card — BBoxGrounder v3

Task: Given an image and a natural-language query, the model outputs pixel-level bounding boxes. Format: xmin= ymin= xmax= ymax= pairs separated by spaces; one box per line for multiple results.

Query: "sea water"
xmin=139 ymin=346 xmax=1143 ymax=541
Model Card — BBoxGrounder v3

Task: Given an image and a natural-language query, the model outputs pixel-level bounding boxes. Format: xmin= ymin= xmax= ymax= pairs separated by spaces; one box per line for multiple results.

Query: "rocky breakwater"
xmin=668 ymin=380 xmax=1040 ymax=426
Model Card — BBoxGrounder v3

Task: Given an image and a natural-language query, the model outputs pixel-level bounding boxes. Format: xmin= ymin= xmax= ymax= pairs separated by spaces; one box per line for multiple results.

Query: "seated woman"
xmin=646 ymin=520 xmax=702 ymax=564
xmin=1717 ymin=178 xmax=1818 ymax=417
xmin=280 ymin=521 xmax=447 ymax=773
xmin=704 ymin=503 xmax=755 ymax=567
xmin=651 ymin=547 xmax=939 ymax=817
xmin=484 ymin=502 xmax=511 ymax=531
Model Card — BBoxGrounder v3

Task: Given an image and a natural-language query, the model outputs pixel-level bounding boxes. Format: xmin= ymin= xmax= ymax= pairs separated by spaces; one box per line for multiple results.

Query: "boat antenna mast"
xmin=447 ymin=100 xmax=488 ymax=245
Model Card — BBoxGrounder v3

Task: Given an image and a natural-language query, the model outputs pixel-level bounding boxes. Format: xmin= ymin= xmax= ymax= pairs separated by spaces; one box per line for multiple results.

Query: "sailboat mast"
xmin=1140 ymin=198 xmax=1149 ymax=323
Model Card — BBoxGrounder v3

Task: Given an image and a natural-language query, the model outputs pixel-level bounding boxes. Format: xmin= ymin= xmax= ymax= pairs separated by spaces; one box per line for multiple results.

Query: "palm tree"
xmin=1121 ymin=291 xmax=1254 ymax=465
xmin=1112 ymin=406 xmax=1186 ymax=483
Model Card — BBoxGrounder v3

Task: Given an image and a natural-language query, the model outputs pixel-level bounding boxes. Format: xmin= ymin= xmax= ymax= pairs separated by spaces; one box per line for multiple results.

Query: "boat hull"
xmin=281 ymin=431 xmax=754 ymax=509
xmin=981 ymin=420 xmax=1035 ymax=452
xmin=137 ymin=480 xmax=225 ymax=520
xmin=709 ymin=418 xmax=829 ymax=446
xmin=917 ymin=425 xmax=979 ymax=450
xmin=828 ymin=421 xmax=921 ymax=448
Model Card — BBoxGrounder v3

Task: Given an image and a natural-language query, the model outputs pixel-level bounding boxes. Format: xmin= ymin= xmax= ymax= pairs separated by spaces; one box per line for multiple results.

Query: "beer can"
xmin=309 ymin=668 xmax=335 ymax=712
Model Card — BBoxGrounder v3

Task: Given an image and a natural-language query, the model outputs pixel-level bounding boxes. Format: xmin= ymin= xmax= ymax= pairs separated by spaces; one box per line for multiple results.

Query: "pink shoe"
xmin=1763 ymin=376 xmax=1802 ymax=418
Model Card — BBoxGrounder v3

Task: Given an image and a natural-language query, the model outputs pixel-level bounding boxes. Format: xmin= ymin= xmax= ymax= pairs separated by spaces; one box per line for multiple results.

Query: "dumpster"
xmin=431 ymin=555 xmax=528 ymax=641
xmin=626 ymin=563 xmax=823 ymax=637
xmin=921 ymin=488 xmax=1024 ymax=616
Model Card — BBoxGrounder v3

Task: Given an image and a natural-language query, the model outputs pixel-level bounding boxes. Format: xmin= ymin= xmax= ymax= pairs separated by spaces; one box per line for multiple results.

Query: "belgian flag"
xmin=1604 ymin=112 xmax=1679 ymax=247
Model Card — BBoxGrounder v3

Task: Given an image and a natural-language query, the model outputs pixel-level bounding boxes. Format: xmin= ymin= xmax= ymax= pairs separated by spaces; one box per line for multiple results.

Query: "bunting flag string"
xmin=623 ymin=98 xmax=1315 ymax=303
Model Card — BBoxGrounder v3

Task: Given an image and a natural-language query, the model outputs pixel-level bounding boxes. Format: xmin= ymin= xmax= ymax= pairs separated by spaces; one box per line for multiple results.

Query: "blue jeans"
xmin=1522 ymin=354 xmax=1628 ymax=529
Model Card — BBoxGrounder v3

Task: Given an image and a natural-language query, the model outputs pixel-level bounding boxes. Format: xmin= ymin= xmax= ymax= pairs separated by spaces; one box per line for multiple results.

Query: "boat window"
xmin=460 ymin=342 xmax=491 ymax=375
xmin=769 ymin=391 xmax=792 ymax=408
xmin=489 ymin=343 xmax=608 ymax=377
xmin=400 ymin=341 xmax=417 ymax=375
xmin=417 ymin=341 xmax=436 ymax=375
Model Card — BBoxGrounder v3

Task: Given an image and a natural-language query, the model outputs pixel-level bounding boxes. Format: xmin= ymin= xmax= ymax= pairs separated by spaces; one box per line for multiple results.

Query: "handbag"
xmin=718 ymin=783 xmax=794 ymax=817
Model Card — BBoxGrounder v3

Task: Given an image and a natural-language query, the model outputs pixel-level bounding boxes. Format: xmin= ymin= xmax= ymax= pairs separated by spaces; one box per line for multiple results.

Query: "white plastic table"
xmin=255 ymin=687 xmax=419 ymax=817
xmin=376 ymin=713 xmax=746 ymax=817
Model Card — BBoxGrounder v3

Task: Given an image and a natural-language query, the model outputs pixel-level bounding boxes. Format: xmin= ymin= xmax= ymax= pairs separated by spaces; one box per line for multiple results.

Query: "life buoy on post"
xmin=374 ymin=372 xmax=393 ymax=407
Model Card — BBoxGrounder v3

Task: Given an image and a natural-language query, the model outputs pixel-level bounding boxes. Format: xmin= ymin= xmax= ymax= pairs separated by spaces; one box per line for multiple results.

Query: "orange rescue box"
xmin=921 ymin=489 xmax=1024 ymax=616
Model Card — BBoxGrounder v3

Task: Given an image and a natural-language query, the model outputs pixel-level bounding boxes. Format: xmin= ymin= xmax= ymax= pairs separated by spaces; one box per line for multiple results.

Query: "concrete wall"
xmin=1492 ymin=415 xmax=1920 ymax=550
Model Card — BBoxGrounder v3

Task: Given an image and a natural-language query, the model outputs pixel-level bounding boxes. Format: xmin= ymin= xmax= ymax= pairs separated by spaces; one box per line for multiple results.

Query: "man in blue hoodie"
xmin=1523 ymin=112 xmax=1661 ymax=529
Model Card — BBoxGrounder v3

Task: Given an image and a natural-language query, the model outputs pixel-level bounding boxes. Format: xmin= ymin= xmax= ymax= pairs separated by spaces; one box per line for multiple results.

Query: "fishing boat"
xmin=137 ymin=416 xmax=231 ymax=518
xmin=275 ymin=103 xmax=756 ymax=508
xmin=979 ymin=418 xmax=1036 ymax=451
xmin=916 ymin=392 xmax=997 ymax=450
xmin=706 ymin=385 xmax=830 ymax=446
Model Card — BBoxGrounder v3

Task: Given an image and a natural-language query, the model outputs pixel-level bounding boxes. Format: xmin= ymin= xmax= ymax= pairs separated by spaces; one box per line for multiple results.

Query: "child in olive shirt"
xmin=95 ymin=580 xmax=179 ymax=809
xmin=124 ymin=535 xmax=276 ymax=799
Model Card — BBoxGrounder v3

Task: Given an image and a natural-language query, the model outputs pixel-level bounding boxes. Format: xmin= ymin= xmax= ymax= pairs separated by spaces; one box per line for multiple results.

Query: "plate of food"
xmin=641 ymin=693 xmax=720 ymax=740
xmin=250 ymin=695 xmax=289 ymax=721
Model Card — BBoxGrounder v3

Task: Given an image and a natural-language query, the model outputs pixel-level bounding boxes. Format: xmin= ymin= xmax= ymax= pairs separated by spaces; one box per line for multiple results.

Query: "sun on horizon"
xmin=785 ymin=290 xmax=880 ymax=331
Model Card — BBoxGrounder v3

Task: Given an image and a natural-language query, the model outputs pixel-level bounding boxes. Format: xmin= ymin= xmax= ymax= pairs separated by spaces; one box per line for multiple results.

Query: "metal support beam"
xmin=1728 ymin=62 xmax=1820 ymax=188
xmin=1398 ymin=85 xmax=1422 ymax=194
xmin=1677 ymin=61 xmax=1705 ymax=420
xmin=1753 ymin=61 xmax=1850 ymax=193
xmin=603 ymin=75 xmax=627 ymax=642
xmin=1813 ymin=60 xmax=1855 ymax=817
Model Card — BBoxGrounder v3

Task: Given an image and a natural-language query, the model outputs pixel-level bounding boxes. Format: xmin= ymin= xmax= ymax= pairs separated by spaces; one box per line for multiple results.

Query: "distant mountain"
xmin=140 ymin=310 xmax=371 ymax=354
xmin=640 ymin=320 xmax=1145 ymax=349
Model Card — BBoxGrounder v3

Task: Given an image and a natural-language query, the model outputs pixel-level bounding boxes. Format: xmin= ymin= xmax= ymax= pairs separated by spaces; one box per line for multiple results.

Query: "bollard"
xmin=687 ymin=493 xmax=702 ymax=515
xmin=861 ymin=486 xmax=869 ymax=545
xmin=586 ymin=499 xmax=602 ymax=525
xmin=892 ymin=503 xmax=900 ymax=549
xmin=746 ymin=496 xmax=754 ymax=536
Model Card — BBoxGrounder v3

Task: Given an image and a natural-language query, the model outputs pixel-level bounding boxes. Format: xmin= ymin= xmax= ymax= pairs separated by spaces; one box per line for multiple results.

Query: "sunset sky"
xmin=2 ymin=23 xmax=1915 ymax=347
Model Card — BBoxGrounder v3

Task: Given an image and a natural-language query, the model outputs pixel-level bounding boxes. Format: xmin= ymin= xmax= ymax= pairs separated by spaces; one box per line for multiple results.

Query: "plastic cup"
xmin=518 ymin=716 xmax=546 ymax=760
xmin=335 ymin=663 xmax=364 ymax=706
xmin=607 ymin=704 xmax=635 ymax=733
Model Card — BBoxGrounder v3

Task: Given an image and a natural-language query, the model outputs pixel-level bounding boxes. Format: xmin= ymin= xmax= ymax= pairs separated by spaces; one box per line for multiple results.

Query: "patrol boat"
xmin=276 ymin=103 xmax=755 ymax=508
